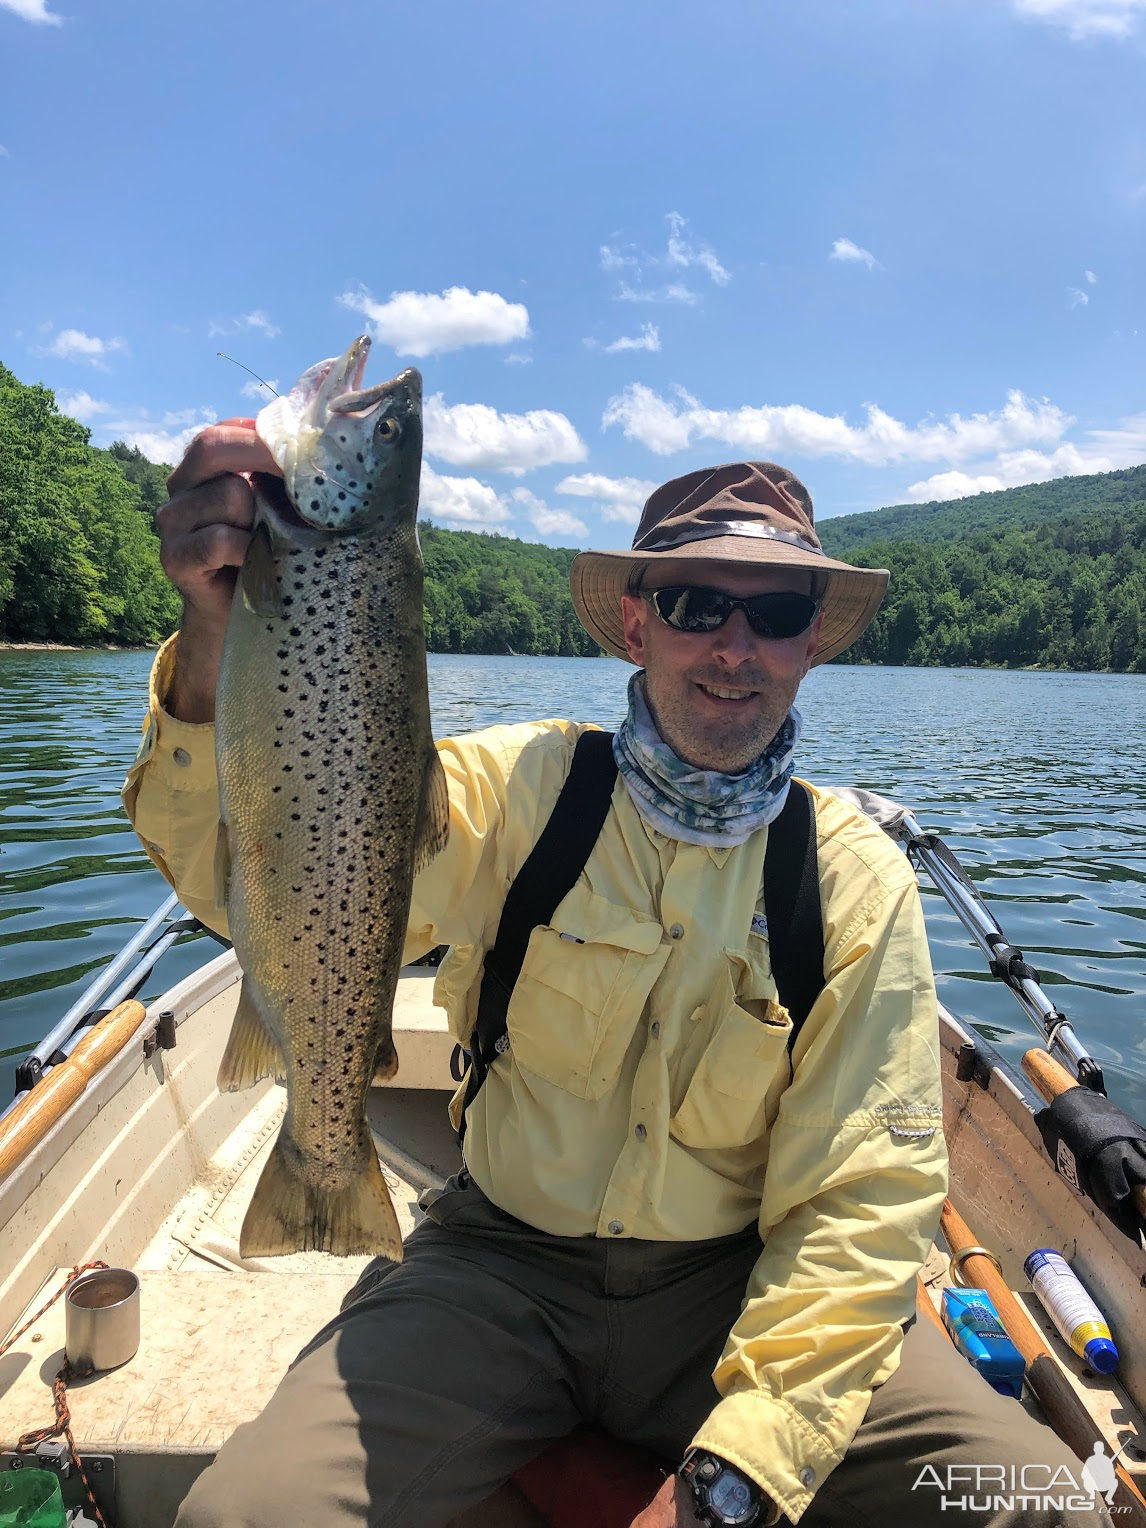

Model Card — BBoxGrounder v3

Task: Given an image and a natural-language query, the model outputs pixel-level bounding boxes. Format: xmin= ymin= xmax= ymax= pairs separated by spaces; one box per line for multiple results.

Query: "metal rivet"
xmin=635 ymin=1123 xmax=647 ymax=1141
xmin=669 ymin=923 xmax=684 ymax=940
xmin=650 ymin=1022 xmax=661 ymax=1038
xmin=173 ymin=747 xmax=191 ymax=767
xmin=608 ymin=1220 xmax=623 ymax=1235
xmin=799 ymin=1466 xmax=816 ymax=1488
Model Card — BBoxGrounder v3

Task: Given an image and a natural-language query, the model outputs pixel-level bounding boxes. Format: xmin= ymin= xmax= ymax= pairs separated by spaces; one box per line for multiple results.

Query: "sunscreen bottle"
xmin=941 ymin=1288 xmax=1026 ymax=1398
xmin=1023 ymin=1248 xmax=1119 ymax=1374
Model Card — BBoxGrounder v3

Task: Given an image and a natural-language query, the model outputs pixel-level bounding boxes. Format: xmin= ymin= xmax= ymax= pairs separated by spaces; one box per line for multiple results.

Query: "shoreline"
xmin=0 ymin=642 xmax=160 ymax=652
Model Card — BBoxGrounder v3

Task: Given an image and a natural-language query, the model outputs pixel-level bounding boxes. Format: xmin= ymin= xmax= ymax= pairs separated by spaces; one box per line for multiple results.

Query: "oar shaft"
xmin=940 ymin=1199 xmax=1146 ymax=1525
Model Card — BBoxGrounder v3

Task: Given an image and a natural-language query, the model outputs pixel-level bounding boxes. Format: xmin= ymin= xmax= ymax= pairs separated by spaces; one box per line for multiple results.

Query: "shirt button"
xmin=608 ymin=1220 xmax=624 ymax=1235
xmin=173 ymin=747 xmax=191 ymax=767
xmin=669 ymin=923 xmax=684 ymax=940
xmin=634 ymin=1123 xmax=647 ymax=1141
xmin=650 ymin=1022 xmax=661 ymax=1038
xmin=799 ymin=1466 xmax=816 ymax=1488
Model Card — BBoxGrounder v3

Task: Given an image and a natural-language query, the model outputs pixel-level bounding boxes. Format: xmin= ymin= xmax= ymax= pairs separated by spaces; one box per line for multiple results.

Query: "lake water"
xmin=2 ymin=650 xmax=1145 ymax=1121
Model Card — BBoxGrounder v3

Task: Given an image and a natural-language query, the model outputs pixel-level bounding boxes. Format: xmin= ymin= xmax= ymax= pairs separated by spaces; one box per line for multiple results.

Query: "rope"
xmin=0 ymin=1262 xmax=113 ymax=1528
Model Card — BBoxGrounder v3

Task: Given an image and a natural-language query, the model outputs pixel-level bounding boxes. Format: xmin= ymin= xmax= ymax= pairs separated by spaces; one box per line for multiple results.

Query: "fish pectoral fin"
xmin=217 ymin=980 xmax=287 ymax=1092
xmin=372 ymin=1034 xmax=399 ymax=1085
xmin=240 ymin=1139 xmax=404 ymax=1260
xmin=412 ymin=749 xmax=450 ymax=876
xmin=213 ymin=822 xmax=232 ymax=911
xmin=240 ymin=522 xmax=285 ymax=617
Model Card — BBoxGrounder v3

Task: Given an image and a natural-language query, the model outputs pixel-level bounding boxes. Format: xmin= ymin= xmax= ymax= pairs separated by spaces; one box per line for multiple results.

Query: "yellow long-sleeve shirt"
xmin=123 ymin=636 xmax=948 ymax=1522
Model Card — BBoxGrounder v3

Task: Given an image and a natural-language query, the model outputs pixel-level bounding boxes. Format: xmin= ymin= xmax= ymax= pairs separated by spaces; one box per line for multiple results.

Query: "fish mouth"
xmin=331 ymin=363 xmax=422 ymax=418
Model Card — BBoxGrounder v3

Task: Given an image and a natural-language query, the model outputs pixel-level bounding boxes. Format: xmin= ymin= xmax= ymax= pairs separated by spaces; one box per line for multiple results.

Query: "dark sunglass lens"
xmin=746 ymin=593 xmax=819 ymax=638
xmin=651 ymin=586 xmax=727 ymax=632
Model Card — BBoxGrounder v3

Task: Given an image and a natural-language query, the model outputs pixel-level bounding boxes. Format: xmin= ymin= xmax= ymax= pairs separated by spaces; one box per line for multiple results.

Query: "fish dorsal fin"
xmin=217 ymin=979 xmax=287 ymax=1092
xmin=241 ymin=522 xmax=285 ymax=618
xmin=214 ymin=821 xmax=232 ymax=910
xmin=413 ymin=749 xmax=450 ymax=876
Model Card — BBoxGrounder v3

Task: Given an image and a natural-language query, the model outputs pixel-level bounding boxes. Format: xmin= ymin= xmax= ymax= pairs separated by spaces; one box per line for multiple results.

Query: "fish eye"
xmin=377 ymin=417 xmax=401 ymax=441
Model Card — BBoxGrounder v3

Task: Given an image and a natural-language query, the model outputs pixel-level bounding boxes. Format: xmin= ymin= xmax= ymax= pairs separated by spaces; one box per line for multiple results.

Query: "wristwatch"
xmin=679 ymin=1449 xmax=768 ymax=1526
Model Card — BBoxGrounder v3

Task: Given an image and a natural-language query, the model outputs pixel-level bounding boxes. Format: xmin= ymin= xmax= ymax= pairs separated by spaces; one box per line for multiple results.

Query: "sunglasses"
xmin=645 ymin=585 xmax=821 ymax=641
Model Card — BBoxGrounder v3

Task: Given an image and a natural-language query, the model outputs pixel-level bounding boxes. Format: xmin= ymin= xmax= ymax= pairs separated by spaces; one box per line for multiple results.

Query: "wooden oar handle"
xmin=1022 ymin=1048 xmax=1079 ymax=1101
xmin=0 ymin=1000 xmax=148 ymax=1180
xmin=1022 ymin=1049 xmax=1146 ymax=1221
xmin=940 ymin=1199 xmax=1146 ymax=1526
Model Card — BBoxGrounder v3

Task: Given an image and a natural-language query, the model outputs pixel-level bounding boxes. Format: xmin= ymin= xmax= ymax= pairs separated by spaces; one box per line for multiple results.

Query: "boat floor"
xmin=1 ymin=963 xmax=1143 ymax=1525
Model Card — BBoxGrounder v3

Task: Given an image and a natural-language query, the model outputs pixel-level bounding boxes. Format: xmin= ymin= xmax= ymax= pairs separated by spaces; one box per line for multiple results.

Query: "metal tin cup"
xmin=64 ymin=1268 xmax=140 ymax=1376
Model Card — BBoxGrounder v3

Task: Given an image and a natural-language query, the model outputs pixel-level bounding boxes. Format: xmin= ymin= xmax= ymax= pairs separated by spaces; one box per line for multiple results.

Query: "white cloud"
xmin=102 ymin=407 xmax=218 ymax=465
xmin=1067 ymin=286 xmax=1090 ymax=308
xmin=1011 ymin=0 xmax=1146 ymax=38
xmin=1086 ymin=269 xmax=1099 ymax=283
xmin=240 ymin=377 xmax=279 ymax=402
xmin=420 ymin=463 xmax=511 ymax=527
xmin=510 ymin=488 xmax=587 ymax=539
xmin=603 ymin=214 xmax=727 ymax=306
xmin=503 ymin=351 xmax=533 ymax=366
xmin=1 ymin=0 xmax=62 ymax=23
xmin=556 ymin=471 xmax=659 ymax=524
xmin=600 ymin=244 xmax=640 ymax=273
xmin=0 ymin=145 xmax=9 ymax=158
xmin=618 ymin=281 xmax=700 ymax=306
xmin=208 ymin=309 xmax=280 ymax=340
xmin=906 ymin=416 xmax=1146 ymax=499
xmin=56 ymin=389 xmax=111 ymax=421
xmin=602 ymin=383 xmax=1071 ymax=464
xmin=339 ymin=285 xmax=530 ymax=357
xmin=665 ymin=212 xmax=730 ymax=286
xmin=830 ymin=238 xmax=880 ymax=270
xmin=423 ymin=394 xmax=586 ymax=475
xmin=41 ymin=328 xmax=126 ymax=368
xmin=587 ymin=323 xmax=662 ymax=354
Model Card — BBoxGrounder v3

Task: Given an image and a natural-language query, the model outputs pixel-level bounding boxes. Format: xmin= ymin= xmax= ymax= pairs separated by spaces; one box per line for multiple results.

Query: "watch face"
xmin=709 ymin=1469 xmax=757 ymax=1523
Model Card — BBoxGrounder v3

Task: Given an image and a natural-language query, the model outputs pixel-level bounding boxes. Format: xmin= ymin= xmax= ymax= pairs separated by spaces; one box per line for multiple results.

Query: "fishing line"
xmin=216 ymin=352 xmax=280 ymax=397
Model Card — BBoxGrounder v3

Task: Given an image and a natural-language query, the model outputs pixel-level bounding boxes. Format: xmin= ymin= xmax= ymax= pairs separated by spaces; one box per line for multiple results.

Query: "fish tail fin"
xmin=239 ymin=1139 xmax=404 ymax=1261
xmin=217 ymin=980 xmax=287 ymax=1092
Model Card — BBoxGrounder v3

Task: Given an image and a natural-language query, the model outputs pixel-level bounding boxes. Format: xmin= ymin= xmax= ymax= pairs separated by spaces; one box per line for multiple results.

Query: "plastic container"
xmin=941 ymin=1288 xmax=1027 ymax=1398
xmin=0 ymin=1467 xmax=67 ymax=1527
xmin=1024 ymin=1248 xmax=1119 ymax=1374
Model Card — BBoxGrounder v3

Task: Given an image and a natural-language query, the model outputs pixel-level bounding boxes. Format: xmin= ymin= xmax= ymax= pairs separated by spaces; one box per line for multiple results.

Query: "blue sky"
xmin=3 ymin=0 xmax=1144 ymax=546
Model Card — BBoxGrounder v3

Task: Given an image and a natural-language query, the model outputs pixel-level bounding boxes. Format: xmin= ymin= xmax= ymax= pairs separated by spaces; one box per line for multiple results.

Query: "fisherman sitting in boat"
xmin=127 ymin=444 xmax=1106 ymax=1528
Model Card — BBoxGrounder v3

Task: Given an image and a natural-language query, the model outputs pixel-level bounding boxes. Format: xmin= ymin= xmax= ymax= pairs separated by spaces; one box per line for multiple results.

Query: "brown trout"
xmin=214 ymin=335 xmax=448 ymax=1259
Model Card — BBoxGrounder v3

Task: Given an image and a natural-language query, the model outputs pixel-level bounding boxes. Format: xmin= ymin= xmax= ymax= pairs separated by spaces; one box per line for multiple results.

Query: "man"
xmin=125 ymin=438 xmax=1100 ymax=1528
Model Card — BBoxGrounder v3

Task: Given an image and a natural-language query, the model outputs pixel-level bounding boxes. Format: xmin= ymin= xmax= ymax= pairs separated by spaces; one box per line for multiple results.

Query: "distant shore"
xmin=0 ymin=641 xmax=159 ymax=652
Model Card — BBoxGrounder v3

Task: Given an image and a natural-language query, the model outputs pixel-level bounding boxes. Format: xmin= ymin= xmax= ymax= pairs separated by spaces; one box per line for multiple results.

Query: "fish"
xmin=213 ymin=335 xmax=448 ymax=1260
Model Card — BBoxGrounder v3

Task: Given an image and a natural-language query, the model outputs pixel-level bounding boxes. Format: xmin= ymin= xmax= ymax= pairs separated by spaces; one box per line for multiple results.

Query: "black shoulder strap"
xmin=458 ymin=729 xmax=618 ymax=1120
xmin=455 ymin=750 xmax=825 ymax=1130
xmin=764 ymin=782 xmax=825 ymax=1050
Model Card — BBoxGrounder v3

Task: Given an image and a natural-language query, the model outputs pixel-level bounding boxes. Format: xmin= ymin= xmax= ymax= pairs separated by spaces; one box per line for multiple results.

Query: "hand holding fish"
xmin=157 ymin=419 xmax=277 ymax=722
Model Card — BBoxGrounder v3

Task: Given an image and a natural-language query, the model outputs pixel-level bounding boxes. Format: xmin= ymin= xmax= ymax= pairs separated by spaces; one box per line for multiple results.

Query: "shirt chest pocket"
xmin=670 ymin=947 xmax=793 ymax=1151
xmin=505 ymin=889 xmax=669 ymax=1100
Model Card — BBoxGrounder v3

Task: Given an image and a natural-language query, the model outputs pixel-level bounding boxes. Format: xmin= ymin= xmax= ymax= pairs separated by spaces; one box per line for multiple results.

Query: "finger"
xmin=157 ymin=470 xmax=256 ymax=541
xmin=167 ymin=423 xmax=278 ymax=496
xmin=161 ymin=523 xmax=253 ymax=592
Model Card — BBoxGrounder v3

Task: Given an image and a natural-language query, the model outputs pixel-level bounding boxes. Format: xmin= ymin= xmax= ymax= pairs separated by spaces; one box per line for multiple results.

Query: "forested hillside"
xmin=837 ymin=503 xmax=1146 ymax=670
xmin=2 ymin=362 xmax=1144 ymax=670
xmin=820 ymin=464 xmax=1146 ymax=554
xmin=0 ymin=365 xmax=180 ymax=643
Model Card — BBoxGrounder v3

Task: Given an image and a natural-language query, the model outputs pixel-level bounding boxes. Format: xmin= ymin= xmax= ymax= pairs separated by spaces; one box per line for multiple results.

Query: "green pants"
xmin=175 ymin=1176 xmax=1108 ymax=1528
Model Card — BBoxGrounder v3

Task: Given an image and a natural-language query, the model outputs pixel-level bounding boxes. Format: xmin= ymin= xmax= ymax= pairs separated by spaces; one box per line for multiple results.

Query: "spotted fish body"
xmin=214 ymin=336 xmax=448 ymax=1259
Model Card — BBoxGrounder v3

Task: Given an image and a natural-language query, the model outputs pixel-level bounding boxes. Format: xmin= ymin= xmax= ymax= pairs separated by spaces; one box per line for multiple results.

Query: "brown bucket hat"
xmin=570 ymin=461 xmax=889 ymax=666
